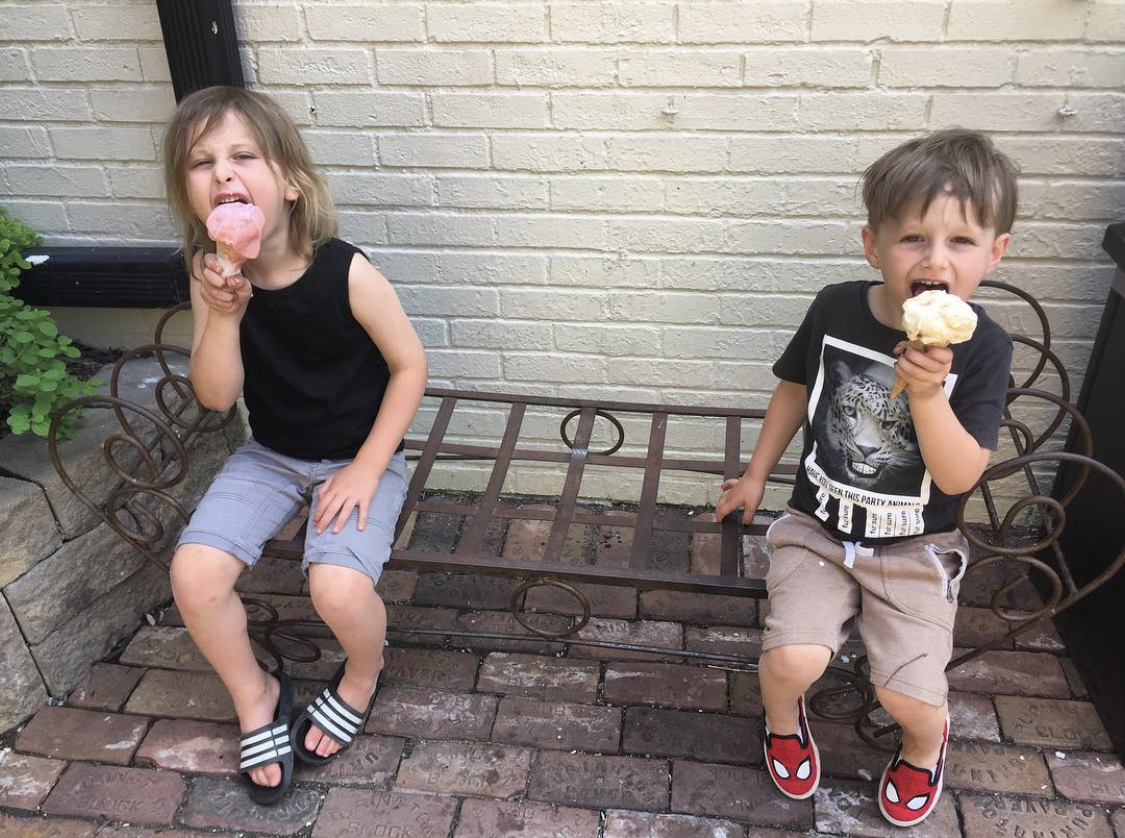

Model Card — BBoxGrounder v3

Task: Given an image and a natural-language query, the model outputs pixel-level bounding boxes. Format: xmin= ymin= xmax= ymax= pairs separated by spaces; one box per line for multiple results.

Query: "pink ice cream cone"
xmin=206 ymin=202 xmax=265 ymax=278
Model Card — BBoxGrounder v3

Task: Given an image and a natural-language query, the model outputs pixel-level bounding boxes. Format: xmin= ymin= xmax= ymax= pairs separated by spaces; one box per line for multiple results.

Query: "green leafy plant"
xmin=1 ymin=206 xmax=100 ymax=440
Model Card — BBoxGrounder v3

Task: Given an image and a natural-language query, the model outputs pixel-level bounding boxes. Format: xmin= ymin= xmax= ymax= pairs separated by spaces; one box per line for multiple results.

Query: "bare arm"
xmin=716 ymin=379 xmax=808 ymax=524
xmin=188 ymin=252 xmax=248 ymax=411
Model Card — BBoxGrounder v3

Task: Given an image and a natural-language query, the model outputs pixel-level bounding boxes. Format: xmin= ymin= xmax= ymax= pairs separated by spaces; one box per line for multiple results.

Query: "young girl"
xmin=162 ymin=86 xmax=427 ymax=805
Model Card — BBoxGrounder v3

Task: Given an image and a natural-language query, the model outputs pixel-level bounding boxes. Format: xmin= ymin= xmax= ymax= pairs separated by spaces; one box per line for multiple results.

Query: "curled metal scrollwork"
xmin=559 ymin=408 xmax=625 ymax=456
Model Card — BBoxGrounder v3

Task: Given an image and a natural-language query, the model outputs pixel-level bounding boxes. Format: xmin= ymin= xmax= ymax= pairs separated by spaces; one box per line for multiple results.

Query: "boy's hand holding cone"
xmin=889 ymin=290 xmax=977 ymax=399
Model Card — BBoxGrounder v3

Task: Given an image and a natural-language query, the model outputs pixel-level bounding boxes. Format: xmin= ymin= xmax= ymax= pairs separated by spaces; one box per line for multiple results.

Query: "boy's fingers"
xmin=721 ymin=478 xmax=739 ymax=490
xmin=356 ymin=498 xmax=368 ymax=532
xmin=332 ymin=499 xmax=355 ymax=534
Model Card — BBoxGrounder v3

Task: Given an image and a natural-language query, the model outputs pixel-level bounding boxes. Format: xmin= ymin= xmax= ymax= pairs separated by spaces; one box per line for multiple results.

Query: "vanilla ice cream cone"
xmin=890 ymin=290 xmax=978 ymax=399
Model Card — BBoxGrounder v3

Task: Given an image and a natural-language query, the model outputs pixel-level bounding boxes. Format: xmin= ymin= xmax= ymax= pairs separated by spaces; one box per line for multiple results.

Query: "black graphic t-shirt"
xmin=773 ymin=281 xmax=1011 ymax=543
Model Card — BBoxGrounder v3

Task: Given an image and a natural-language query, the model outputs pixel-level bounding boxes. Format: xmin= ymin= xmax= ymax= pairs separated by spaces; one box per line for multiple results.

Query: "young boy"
xmin=716 ymin=129 xmax=1017 ymax=827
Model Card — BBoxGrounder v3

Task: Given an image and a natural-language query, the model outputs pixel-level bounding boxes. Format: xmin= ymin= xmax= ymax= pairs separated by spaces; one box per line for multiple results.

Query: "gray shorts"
xmin=177 ymin=439 xmax=409 ymax=584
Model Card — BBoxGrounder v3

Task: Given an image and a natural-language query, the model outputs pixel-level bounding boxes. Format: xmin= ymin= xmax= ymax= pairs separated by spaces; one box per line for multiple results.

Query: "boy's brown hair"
xmin=862 ymin=128 xmax=1019 ymax=234
xmin=162 ymin=86 xmax=337 ymax=273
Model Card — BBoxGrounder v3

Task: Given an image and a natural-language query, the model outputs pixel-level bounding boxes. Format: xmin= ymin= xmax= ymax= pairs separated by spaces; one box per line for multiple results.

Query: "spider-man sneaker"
xmin=763 ymin=696 xmax=820 ymax=800
xmin=878 ymin=713 xmax=949 ymax=827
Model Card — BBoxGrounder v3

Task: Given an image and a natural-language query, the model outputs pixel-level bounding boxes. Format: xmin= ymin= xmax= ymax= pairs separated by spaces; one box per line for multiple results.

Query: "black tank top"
xmin=240 ymin=238 xmax=396 ymax=460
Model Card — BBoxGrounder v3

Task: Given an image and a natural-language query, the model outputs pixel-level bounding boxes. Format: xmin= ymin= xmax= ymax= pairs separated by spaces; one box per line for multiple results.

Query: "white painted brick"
xmin=549 ymin=175 xmax=665 ymax=213
xmin=305 ymin=4 xmax=424 ymax=42
xmin=947 ymin=0 xmax=1086 ymax=42
xmin=0 ymin=201 xmax=70 ymax=232
xmin=717 ymin=294 xmax=814 ymax=328
xmin=799 ymin=93 xmax=927 ymax=131
xmin=1007 ymin=222 xmax=1108 ymax=261
xmin=810 ymin=1 xmax=946 ymax=42
xmin=1086 ymin=2 xmax=1125 ymax=41
xmin=550 ymin=3 xmax=675 ymax=43
xmin=137 ymin=45 xmax=171 ymax=81
xmin=495 ymin=214 xmax=607 ymax=249
xmin=377 ymin=48 xmax=494 ymax=86
xmin=410 ymin=318 xmax=449 ymax=347
xmin=386 ymin=212 xmax=496 ymax=247
xmin=678 ymin=3 xmax=809 ymax=44
xmin=1015 ymin=49 xmax=1125 ymax=88
xmin=51 ymin=126 xmax=156 ymax=160
xmin=504 ymin=353 xmax=606 ymax=384
xmin=555 ymin=323 xmax=661 ymax=356
xmin=33 ymin=46 xmax=142 ymax=81
xmin=605 ymin=135 xmax=729 ymax=174
xmin=240 ymin=45 xmax=258 ymax=84
xmin=743 ymin=47 xmax=873 ymax=88
xmin=663 ymin=326 xmax=792 ymax=360
xmin=439 ymin=252 xmax=550 ymax=285
xmin=490 ymin=136 xmax=605 ymax=175
xmin=607 ymin=217 xmax=726 ymax=253
xmin=378 ymin=134 xmax=490 ymax=168
xmin=551 ymin=255 xmax=662 ymax=288
xmin=879 ymin=48 xmax=1015 ymax=88
xmin=607 ymin=291 xmax=720 ymax=324
xmin=665 ymin=177 xmax=859 ymax=218
xmin=435 ymin=174 xmax=549 ymax=209
xmin=725 ymin=219 xmax=852 ymax=255
xmin=337 ymin=211 xmax=389 ymax=246
xmin=367 ymin=250 xmax=441 ymax=284
xmin=89 ymin=86 xmax=175 ymax=122
xmin=1018 ymin=179 xmax=1125 ymax=222
xmin=4 ymin=165 xmax=108 ymax=197
xmin=428 ymin=4 xmax=547 ymax=42
xmin=397 ymin=285 xmax=501 ymax=316
xmin=982 ymin=262 xmax=1118 ymax=303
xmin=235 ymin=4 xmax=303 ymax=42
xmin=1 ymin=5 xmax=72 ymax=41
xmin=327 ymin=172 xmax=432 ymax=207
xmin=427 ymin=349 xmax=503 ymax=379
xmin=930 ymin=93 xmax=1125 ymax=133
xmin=258 ymin=88 xmax=315 ymax=126
xmin=612 ymin=357 xmax=776 ymax=391
xmin=495 ymin=48 xmax=616 ymax=86
xmin=729 ymin=135 xmax=865 ymax=174
xmin=452 ymin=320 xmax=554 ymax=350
xmin=106 ymin=164 xmax=163 ymax=199
xmin=618 ymin=50 xmax=742 ymax=87
xmin=68 ymin=201 xmax=174 ymax=238
xmin=71 ymin=5 xmax=161 ymax=40
xmin=499 ymin=287 xmax=606 ymax=320
xmin=0 ymin=47 xmax=31 ymax=80
xmin=432 ymin=93 xmax=548 ymax=128
xmin=552 ymin=93 xmax=798 ymax=132
xmin=995 ymin=137 xmax=1125 ymax=177
xmin=304 ymin=131 xmax=377 ymax=166
xmin=314 ymin=91 xmax=425 ymax=127
xmin=0 ymin=126 xmax=52 ymax=158
xmin=257 ymin=47 xmax=370 ymax=85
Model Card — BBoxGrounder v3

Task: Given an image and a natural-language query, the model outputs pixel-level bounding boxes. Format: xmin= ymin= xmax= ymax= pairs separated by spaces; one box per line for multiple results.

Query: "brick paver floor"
xmin=2 ymin=507 xmax=1123 ymax=837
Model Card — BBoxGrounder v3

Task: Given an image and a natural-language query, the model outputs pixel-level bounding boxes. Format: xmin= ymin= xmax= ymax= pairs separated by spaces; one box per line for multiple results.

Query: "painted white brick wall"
xmin=2 ymin=0 xmax=1122 ymax=512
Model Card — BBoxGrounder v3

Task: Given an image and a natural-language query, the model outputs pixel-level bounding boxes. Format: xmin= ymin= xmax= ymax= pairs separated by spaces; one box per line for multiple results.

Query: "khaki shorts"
xmin=761 ymin=508 xmax=968 ymax=707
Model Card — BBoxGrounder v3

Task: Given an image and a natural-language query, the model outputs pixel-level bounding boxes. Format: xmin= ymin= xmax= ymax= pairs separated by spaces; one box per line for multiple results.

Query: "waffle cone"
xmin=888 ymin=339 xmax=938 ymax=399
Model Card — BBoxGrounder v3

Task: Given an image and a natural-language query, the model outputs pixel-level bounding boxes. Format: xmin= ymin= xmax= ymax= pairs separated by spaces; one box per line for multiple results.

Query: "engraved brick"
xmin=67 ymin=663 xmax=144 ymax=711
xmin=135 ymin=719 xmax=239 ymax=775
xmin=407 ymin=513 xmax=463 ymax=554
xmin=671 ymin=760 xmax=814 ymax=829
xmin=0 ymin=814 xmax=97 ymax=838
xmin=118 ymin=626 xmax=210 ymax=670
xmin=125 ymin=670 xmax=235 ymax=722
xmin=604 ymin=662 xmax=727 ymax=711
xmin=945 ymin=741 xmax=1052 ymax=795
xmin=17 ymin=708 xmax=148 ymax=764
xmin=954 ymin=606 xmax=1016 ymax=649
xmin=624 ymin=707 xmax=759 ymax=765
xmin=477 ymin=653 xmax=600 ymax=702
xmin=494 ymin=696 xmax=620 ymax=751
xmin=814 ymin=778 xmax=959 ymax=836
xmin=179 ymin=776 xmax=320 ymax=833
xmin=368 ymin=686 xmax=497 ymax=740
xmin=1047 ymin=751 xmax=1125 ymax=805
xmin=572 ymin=618 xmax=682 ymax=662
xmin=43 ymin=764 xmax=184 ymax=825
xmin=0 ymin=750 xmax=65 ymax=810
xmin=396 ymin=741 xmax=531 ymax=797
xmin=313 ymin=788 xmax=455 ymax=838
xmin=639 ymin=590 xmax=756 ymax=627
xmin=685 ymin=625 xmax=763 ymax=660
xmin=603 ymin=810 xmax=747 ymax=838
xmin=295 ymin=735 xmax=404 ymax=787
xmin=381 ymin=647 xmax=479 ymax=690
xmin=949 ymin=691 xmax=1001 ymax=741
xmin=412 ymin=571 xmax=518 ymax=609
xmin=995 ymin=696 xmax=1115 ymax=751
xmin=376 ymin=568 xmax=416 ymax=603
xmin=1111 ymin=808 xmax=1125 ymax=838
xmin=960 ymin=794 xmax=1113 ymax=838
xmin=502 ymin=504 xmax=593 ymax=563
xmin=729 ymin=670 xmax=762 ymax=717
xmin=387 ymin=604 xmax=457 ymax=646
xmin=455 ymin=798 xmax=601 ymax=838
xmin=96 ymin=829 xmax=214 ymax=838
xmin=801 ymin=720 xmax=888 ymax=781
xmin=529 ymin=752 xmax=668 ymax=812
xmin=237 ymin=556 xmax=307 ymax=595
xmin=1014 ymin=617 xmax=1066 ymax=653
xmin=946 ymin=650 xmax=1069 ymax=697
xmin=525 ymin=581 xmax=637 ymax=619
xmin=452 ymin=610 xmax=568 ymax=654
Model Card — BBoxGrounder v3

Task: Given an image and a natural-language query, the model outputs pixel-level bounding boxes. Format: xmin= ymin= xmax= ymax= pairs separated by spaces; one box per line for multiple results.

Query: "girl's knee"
xmin=875 ymin=686 xmax=943 ymax=722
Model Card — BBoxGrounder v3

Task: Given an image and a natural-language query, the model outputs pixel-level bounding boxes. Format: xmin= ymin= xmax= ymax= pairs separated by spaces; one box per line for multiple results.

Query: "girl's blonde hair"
xmin=162 ymin=86 xmax=337 ymax=273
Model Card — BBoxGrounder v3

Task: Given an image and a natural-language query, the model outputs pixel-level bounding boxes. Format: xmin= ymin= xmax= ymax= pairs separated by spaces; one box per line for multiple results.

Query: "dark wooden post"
xmin=156 ymin=0 xmax=245 ymax=102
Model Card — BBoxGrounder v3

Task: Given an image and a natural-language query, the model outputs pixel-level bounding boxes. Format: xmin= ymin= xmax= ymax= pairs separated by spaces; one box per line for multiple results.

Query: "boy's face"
xmin=862 ymin=192 xmax=1010 ymax=319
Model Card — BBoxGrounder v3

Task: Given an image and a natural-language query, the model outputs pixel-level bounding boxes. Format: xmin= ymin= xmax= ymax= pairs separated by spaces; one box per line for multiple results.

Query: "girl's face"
xmin=185 ymin=111 xmax=298 ymax=246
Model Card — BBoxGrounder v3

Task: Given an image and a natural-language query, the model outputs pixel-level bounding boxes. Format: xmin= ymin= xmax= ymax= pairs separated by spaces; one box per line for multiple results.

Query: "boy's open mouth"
xmin=910 ymin=280 xmax=949 ymax=297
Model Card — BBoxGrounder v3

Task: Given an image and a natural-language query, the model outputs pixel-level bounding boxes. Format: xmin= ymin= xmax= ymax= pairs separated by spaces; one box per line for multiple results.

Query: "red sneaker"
xmin=763 ymin=696 xmax=820 ymax=800
xmin=878 ymin=714 xmax=949 ymax=827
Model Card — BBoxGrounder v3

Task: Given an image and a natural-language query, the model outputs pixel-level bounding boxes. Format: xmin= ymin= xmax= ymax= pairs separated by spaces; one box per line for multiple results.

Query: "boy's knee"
xmin=764 ymin=643 xmax=833 ymax=682
xmin=875 ymin=686 xmax=943 ymax=721
xmin=308 ymin=567 xmax=375 ymax=623
xmin=170 ymin=544 xmax=239 ymax=608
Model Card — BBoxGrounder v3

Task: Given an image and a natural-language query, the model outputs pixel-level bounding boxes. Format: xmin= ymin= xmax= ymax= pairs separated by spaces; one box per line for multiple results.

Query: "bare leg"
xmin=170 ymin=544 xmax=281 ymax=788
xmin=302 ymin=563 xmax=387 ymax=757
xmin=876 ymin=687 xmax=947 ymax=769
xmin=760 ymin=644 xmax=833 ymax=733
